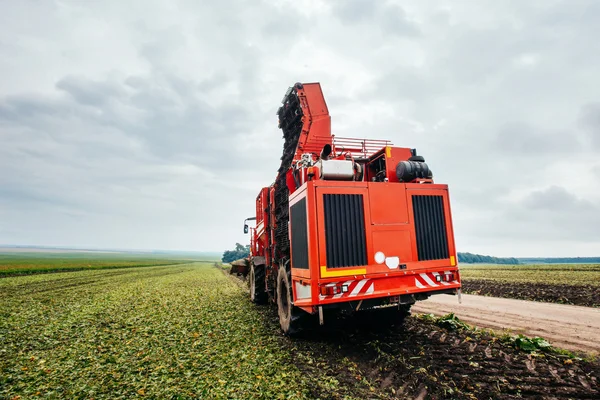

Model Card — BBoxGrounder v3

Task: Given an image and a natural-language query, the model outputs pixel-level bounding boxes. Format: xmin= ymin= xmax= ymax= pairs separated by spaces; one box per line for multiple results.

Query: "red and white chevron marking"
xmin=319 ymin=279 xmax=374 ymax=300
xmin=415 ymin=271 xmax=459 ymax=289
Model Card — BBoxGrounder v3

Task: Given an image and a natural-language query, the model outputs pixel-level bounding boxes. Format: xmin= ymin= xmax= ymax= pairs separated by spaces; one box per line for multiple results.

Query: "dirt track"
xmin=414 ymin=293 xmax=600 ymax=354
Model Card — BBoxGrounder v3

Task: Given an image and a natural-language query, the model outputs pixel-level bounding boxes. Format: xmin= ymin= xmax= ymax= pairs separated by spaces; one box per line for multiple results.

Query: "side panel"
xmin=289 ymin=183 xmax=315 ymax=281
xmin=406 ymin=184 xmax=457 ymax=266
xmin=412 ymin=195 xmax=449 ymax=261
xmin=290 ymin=198 xmax=309 ymax=269
xmin=316 ymin=185 xmax=372 ymax=278
xmin=322 ymin=194 xmax=368 ymax=268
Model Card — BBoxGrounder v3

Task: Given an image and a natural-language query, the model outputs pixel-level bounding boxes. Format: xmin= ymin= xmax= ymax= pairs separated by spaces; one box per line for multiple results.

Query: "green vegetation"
xmin=419 ymin=314 xmax=563 ymax=356
xmin=221 ymin=243 xmax=250 ymax=263
xmin=0 ymin=263 xmax=314 ymax=399
xmin=458 ymin=252 xmax=520 ymax=264
xmin=459 ymin=263 xmax=600 ymax=286
xmin=434 ymin=313 xmax=471 ymax=331
xmin=508 ymin=335 xmax=552 ymax=353
xmin=0 ymin=252 xmax=195 ymax=276
xmin=2 ymin=261 xmax=598 ymax=399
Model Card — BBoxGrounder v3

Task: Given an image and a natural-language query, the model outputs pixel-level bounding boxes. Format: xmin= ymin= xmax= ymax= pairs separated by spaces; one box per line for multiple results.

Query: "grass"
xmin=0 ymin=252 xmax=198 ymax=276
xmin=0 ymin=263 xmax=314 ymax=399
xmin=459 ymin=263 xmax=600 ymax=286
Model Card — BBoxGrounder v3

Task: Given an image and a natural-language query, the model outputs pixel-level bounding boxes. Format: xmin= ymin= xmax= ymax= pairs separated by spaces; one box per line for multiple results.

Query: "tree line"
xmin=221 ymin=243 xmax=250 ymax=263
xmin=457 ymin=252 xmax=519 ymax=264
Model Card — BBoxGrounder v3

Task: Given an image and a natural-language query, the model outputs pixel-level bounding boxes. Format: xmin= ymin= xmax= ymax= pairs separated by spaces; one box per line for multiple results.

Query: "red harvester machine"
xmin=243 ymin=82 xmax=460 ymax=334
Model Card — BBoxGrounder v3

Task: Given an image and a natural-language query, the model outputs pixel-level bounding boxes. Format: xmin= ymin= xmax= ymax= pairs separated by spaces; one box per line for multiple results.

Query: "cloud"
xmin=512 ymin=186 xmax=600 ymax=240
xmin=1 ymin=0 xmax=599 ymax=256
xmin=331 ymin=0 xmax=420 ymax=36
xmin=492 ymin=122 xmax=575 ymax=154
xmin=579 ymin=103 xmax=600 ymax=148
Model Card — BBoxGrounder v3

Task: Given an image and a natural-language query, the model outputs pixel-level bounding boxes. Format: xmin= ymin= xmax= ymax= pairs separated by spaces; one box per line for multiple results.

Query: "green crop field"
xmin=2 ymin=262 xmax=599 ymax=398
xmin=0 ymin=252 xmax=198 ymax=276
xmin=0 ymin=263 xmax=315 ymax=399
xmin=459 ymin=263 xmax=600 ymax=286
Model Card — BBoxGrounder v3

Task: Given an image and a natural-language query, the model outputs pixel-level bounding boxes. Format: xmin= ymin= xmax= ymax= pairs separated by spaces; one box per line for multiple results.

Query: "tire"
xmin=250 ymin=264 xmax=268 ymax=304
xmin=276 ymin=266 xmax=304 ymax=335
xmin=409 ymin=155 xmax=425 ymax=162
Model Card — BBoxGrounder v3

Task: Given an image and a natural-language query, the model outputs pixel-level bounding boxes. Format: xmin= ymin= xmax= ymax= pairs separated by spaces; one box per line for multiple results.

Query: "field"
xmin=460 ymin=264 xmax=600 ymax=307
xmin=0 ymin=252 xmax=197 ymax=276
xmin=1 ymin=262 xmax=598 ymax=399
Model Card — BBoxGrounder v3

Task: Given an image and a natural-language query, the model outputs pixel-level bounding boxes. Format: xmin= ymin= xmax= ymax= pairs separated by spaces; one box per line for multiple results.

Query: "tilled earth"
xmin=273 ymin=311 xmax=600 ymax=399
xmin=462 ymin=280 xmax=600 ymax=308
xmin=230 ymin=274 xmax=600 ymax=399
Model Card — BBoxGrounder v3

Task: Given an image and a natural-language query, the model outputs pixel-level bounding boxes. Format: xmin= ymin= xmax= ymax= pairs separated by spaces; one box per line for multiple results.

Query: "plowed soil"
xmin=271 ymin=308 xmax=600 ymax=399
xmin=462 ymin=280 xmax=600 ymax=308
xmin=414 ymin=293 xmax=600 ymax=355
xmin=229 ymin=273 xmax=600 ymax=399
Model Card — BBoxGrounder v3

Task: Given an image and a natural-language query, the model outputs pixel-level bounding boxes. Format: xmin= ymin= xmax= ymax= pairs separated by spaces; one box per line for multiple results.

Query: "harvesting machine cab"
xmin=244 ymin=82 xmax=461 ymax=334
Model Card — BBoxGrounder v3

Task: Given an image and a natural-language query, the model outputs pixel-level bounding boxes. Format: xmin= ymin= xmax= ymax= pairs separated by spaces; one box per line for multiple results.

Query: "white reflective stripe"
xmin=415 ymin=277 xmax=427 ymax=288
xmin=432 ymin=272 xmax=450 ymax=286
xmin=365 ymin=283 xmax=374 ymax=294
xmin=420 ymin=273 xmax=439 ymax=287
xmin=349 ymin=279 xmax=368 ymax=297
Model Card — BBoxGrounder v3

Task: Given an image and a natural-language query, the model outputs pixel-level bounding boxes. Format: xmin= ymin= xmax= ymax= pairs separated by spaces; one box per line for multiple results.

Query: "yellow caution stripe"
xmin=320 ymin=265 xmax=367 ymax=278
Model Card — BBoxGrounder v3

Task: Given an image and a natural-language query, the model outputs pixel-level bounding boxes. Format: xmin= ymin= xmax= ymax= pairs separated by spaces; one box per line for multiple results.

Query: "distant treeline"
xmin=518 ymin=257 xmax=600 ymax=264
xmin=222 ymin=243 xmax=250 ymax=263
xmin=458 ymin=252 xmax=519 ymax=264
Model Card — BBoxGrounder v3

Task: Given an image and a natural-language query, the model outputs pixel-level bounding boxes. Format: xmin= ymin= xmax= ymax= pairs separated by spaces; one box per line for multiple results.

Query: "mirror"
xmin=243 ymin=224 xmax=248 ymax=234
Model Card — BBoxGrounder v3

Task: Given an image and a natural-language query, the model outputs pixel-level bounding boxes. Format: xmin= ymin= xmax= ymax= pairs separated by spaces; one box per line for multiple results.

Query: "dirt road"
xmin=413 ymin=293 xmax=600 ymax=354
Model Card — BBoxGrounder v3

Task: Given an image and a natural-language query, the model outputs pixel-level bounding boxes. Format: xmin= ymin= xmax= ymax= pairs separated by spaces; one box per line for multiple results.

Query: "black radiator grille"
xmin=290 ymin=198 xmax=309 ymax=269
xmin=412 ymin=195 xmax=449 ymax=261
xmin=323 ymin=194 xmax=367 ymax=268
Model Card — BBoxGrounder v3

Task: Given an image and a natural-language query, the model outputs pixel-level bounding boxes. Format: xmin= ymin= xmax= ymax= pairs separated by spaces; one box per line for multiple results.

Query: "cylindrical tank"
xmin=396 ymin=161 xmax=432 ymax=182
xmin=318 ymin=160 xmax=355 ymax=180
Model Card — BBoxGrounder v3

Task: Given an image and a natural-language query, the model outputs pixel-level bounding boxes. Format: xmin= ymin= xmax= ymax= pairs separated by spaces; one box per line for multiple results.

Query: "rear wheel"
xmin=277 ymin=266 xmax=304 ymax=335
xmin=250 ymin=264 xmax=268 ymax=304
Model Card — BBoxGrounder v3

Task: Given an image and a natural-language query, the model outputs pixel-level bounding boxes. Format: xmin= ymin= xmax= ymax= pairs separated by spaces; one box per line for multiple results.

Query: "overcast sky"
xmin=1 ymin=0 xmax=599 ymax=257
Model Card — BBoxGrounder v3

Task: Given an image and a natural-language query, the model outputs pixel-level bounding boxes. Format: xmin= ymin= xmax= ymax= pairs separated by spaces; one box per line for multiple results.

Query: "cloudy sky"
xmin=1 ymin=0 xmax=599 ymax=257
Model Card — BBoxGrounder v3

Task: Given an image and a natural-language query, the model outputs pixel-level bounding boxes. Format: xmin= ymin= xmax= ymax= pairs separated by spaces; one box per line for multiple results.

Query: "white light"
xmin=385 ymin=256 xmax=399 ymax=269
xmin=374 ymin=251 xmax=385 ymax=264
